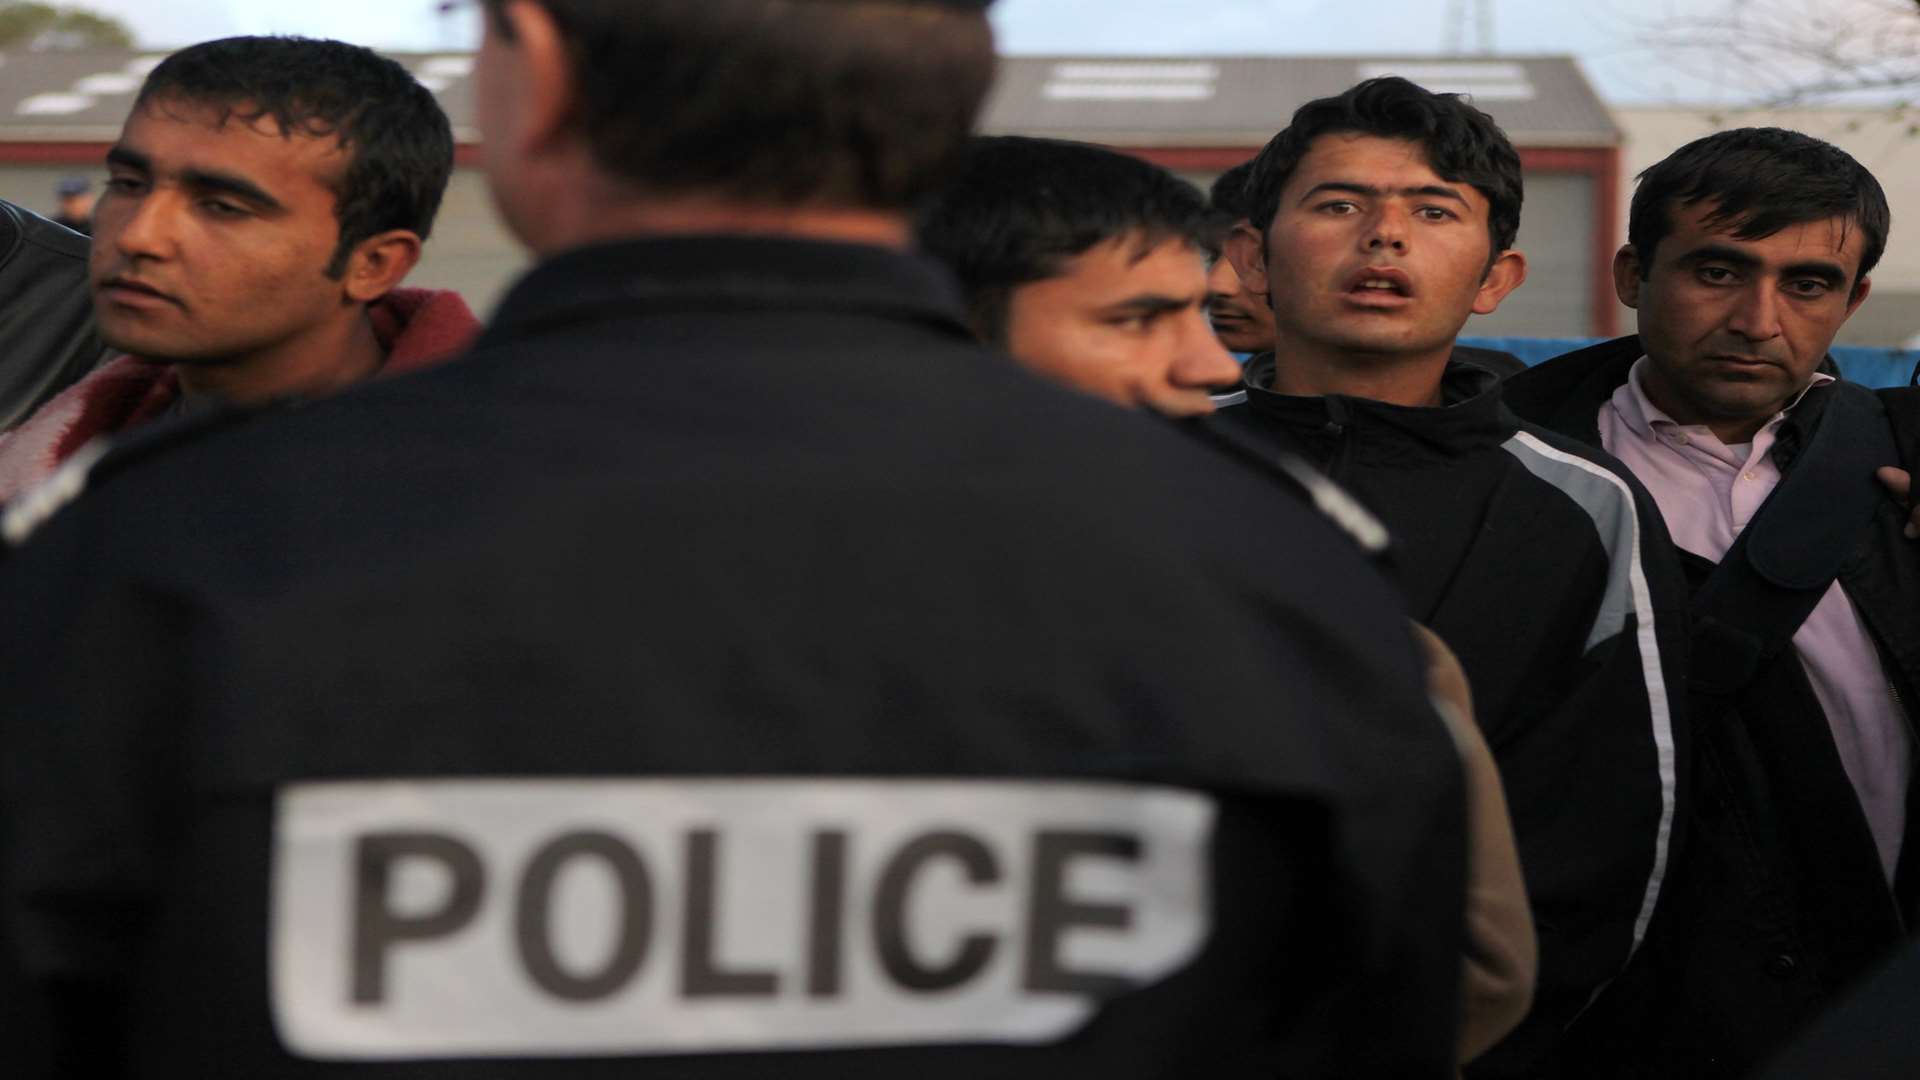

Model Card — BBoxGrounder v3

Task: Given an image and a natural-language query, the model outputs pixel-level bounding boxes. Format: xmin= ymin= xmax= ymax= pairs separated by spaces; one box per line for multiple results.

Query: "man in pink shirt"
xmin=1505 ymin=127 xmax=1920 ymax=1079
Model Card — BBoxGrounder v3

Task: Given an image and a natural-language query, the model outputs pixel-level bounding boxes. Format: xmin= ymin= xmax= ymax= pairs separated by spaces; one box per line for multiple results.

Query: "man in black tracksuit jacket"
xmin=1506 ymin=127 xmax=1920 ymax=1078
xmin=1217 ymin=78 xmax=1690 ymax=1078
xmin=1507 ymin=334 xmax=1920 ymax=1077
xmin=0 ymin=5 xmax=1473 ymax=1077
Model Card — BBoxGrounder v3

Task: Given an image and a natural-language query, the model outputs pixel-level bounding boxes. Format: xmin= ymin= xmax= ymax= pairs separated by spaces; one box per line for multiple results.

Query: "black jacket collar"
xmin=1501 ymin=334 xmax=1839 ymax=471
xmin=1234 ymin=350 xmax=1519 ymax=462
xmin=481 ymin=235 xmax=976 ymax=348
xmin=1499 ymin=334 xmax=1645 ymax=446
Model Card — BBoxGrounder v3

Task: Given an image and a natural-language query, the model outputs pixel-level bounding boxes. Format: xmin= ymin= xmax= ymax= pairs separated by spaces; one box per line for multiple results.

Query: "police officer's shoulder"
xmin=2 ymin=403 xmax=273 ymax=552
xmin=1182 ymin=411 xmax=1392 ymax=557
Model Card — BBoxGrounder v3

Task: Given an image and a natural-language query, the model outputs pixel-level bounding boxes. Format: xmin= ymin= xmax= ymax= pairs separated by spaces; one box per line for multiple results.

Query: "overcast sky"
xmin=63 ymin=0 xmax=1900 ymax=106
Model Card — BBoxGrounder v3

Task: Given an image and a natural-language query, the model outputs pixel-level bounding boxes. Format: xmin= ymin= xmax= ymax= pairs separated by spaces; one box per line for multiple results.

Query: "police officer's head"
xmin=473 ymin=0 xmax=996 ymax=254
xmin=917 ymin=136 xmax=1240 ymax=418
xmin=92 ymin=37 xmax=453 ymax=392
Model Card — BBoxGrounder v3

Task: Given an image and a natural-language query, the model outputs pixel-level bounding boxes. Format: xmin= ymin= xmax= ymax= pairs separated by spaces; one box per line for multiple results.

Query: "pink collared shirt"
xmin=1600 ymin=360 xmax=1911 ymax=881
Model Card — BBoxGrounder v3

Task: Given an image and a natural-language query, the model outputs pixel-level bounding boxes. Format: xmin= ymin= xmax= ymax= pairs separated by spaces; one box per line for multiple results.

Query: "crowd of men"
xmin=0 ymin=0 xmax=1914 ymax=1076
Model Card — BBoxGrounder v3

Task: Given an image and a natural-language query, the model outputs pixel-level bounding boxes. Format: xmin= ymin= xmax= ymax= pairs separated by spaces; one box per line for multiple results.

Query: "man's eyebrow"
xmin=1101 ymin=293 xmax=1199 ymax=316
xmin=1298 ymin=181 xmax=1469 ymax=205
xmin=179 ymin=168 xmax=285 ymax=212
xmin=1779 ymin=259 xmax=1850 ymax=285
xmin=102 ymin=145 xmax=286 ymax=212
xmin=104 ymin=145 xmax=149 ymax=171
xmin=1682 ymin=243 xmax=1848 ymax=284
xmin=1681 ymin=244 xmax=1762 ymax=270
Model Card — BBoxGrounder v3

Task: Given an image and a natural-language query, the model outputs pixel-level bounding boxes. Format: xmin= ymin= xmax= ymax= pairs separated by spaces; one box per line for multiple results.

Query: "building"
xmin=0 ymin=49 xmax=1622 ymax=336
xmin=2 ymin=49 xmax=1909 ymax=348
xmin=981 ymin=55 xmax=1625 ymax=339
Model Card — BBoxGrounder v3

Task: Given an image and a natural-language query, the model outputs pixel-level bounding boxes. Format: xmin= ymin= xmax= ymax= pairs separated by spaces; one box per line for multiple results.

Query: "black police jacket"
xmin=0 ymin=199 xmax=106 ymax=431
xmin=1212 ymin=354 xmax=1691 ymax=1080
xmin=0 ymin=236 xmax=1468 ymax=1078
xmin=1504 ymin=335 xmax=1920 ymax=1079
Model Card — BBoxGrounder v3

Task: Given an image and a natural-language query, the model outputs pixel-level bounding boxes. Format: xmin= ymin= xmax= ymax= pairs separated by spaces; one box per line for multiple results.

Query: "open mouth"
xmin=1342 ymin=267 xmax=1413 ymax=302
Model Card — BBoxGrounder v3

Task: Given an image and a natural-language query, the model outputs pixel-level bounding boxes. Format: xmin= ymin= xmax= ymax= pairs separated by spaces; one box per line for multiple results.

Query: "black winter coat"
xmin=0 ymin=237 xmax=1470 ymax=1078
xmin=1504 ymin=335 xmax=1920 ymax=1079
xmin=0 ymin=199 xmax=107 ymax=431
xmin=1212 ymin=354 xmax=1691 ymax=1080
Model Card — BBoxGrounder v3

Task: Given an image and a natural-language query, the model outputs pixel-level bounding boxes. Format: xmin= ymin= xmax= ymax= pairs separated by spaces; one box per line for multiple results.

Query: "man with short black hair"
xmin=1217 ymin=75 xmax=1690 ymax=1078
xmin=923 ymin=133 xmax=1540 ymax=1069
xmin=918 ymin=136 xmax=1240 ymax=416
xmin=0 ymin=35 xmax=478 ymax=501
xmin=1504 ymin=126 xmax=1920 ymax=1078
xmin=0 ymin=5 xmax=1471 ymax=1076
xmin=1203 ymin=159 xmax=1278 ymax=357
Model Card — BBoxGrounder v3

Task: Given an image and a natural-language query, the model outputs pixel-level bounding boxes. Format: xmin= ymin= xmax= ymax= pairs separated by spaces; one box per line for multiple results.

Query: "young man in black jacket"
xmin=1216 ymin=76 xmax=1691 ymax=1079
xmin=916 ymin=135 xmax=1242 ymax=417
xmin=1503 ymin=127 xmax=1920 ymax=1079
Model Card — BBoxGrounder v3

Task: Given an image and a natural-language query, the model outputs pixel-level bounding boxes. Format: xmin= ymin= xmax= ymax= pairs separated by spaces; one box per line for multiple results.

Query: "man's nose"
xmin=1170 ymin=309 xmax=1244 ymax=389
xmin=1363 ymin=204 xmax=1409 ymax=254
xmin=1727 ymin=282 xmax=1783 ymax=342
xmin=1206 ymin=256 xmax=1242 ymax=302
xmin=110 ymin=191 xmax=179 ymax=261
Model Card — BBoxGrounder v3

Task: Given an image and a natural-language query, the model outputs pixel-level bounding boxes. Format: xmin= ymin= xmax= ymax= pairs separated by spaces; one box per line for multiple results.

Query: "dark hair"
xmin=1202 ymin=159 xmax=1258 ymax=257
xmin=1628 ymin=127 xmax=1890 ymax=283
xmin=1208 ymin=159 xmax=1258 ymax=220
xmin=1242 ymin=76 xmax=1523 ymax=258
xmin=136 ymin=36 xmax=453 ymax=278
xmin=915 ymin=136 xmax=1209 ymax=344
xmin=482 ymin=0 xmax=994 ymax=212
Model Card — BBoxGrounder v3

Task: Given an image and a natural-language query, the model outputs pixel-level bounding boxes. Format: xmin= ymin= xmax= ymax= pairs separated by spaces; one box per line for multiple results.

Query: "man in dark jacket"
xmin=1503 ymin=127 xmax=1920 ymax=1079
xmin=1215 ymin=76 xmax=1691 ymax=1079
xmin=1204 ymin=159 xmax=1279 ymax=357
xmin=0 ymin=36 xmax=475 ymax=503
xmin=0 ymin=3 xmax=1472 ymax=1077
xmin=919 ymin=131 xmax=1540 ymax=1070
xmin=916 ymin=136 xmax=1242 ymax=417
xmin=0 ymin=198 xmax=107 ymax=430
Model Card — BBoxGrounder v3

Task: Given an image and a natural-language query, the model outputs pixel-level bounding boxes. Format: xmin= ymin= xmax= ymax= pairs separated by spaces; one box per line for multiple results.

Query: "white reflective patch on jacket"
xmin=272 ymin=778 xmax=1215 ymax=1060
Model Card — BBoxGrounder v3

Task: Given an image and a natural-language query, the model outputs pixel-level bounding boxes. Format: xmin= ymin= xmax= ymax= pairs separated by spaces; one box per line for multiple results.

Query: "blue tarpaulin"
xmin=1458 ymin=337 xmax=1920 ymax=391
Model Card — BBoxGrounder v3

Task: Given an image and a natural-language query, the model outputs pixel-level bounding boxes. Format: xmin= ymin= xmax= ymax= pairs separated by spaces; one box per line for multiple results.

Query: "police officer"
xmin=0 ymin=3 xmax=1469 ymax=1075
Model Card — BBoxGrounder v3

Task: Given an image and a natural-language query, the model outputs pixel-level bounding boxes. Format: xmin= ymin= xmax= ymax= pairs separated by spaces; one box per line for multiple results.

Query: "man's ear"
xmin=1846 ymin=274 xmax=1873 ymax=319
xmin=340 ymin=230 xmax=424 ymax=304
xmin=495 ymin=0 xmax=579 ymax=156
xmin=1224 ymin=221 xmax=1270 ymax=301
xmin=1612 ymin=244 xmax=1643 ymax=309
xmin=1470 ymin=249 xmax=1527 ymax=316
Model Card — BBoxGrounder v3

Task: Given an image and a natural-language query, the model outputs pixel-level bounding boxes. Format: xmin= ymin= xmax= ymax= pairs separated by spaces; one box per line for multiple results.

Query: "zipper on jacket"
xmin=1322 ymin=395 xmax=1357 ymax=482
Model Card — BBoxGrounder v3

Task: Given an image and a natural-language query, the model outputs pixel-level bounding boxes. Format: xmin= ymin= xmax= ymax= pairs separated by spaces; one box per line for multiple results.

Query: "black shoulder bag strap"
xmin=1689 ymin=381 xmax=1899 ymax=701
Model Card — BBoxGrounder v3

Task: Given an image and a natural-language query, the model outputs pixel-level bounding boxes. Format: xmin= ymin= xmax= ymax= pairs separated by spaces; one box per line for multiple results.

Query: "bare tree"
xmin=0 ymin=2 xmax=133 ymax=50
xmin=1643 ymin=0 xmax=1920 ymax=108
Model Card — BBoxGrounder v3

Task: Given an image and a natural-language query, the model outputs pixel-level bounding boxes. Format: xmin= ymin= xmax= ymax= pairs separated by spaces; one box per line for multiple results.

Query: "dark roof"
xmin=980 ymin=55 xmax=1619 ymax=148
xmin=0 ymin=49 xmax=479 ymax=142
xmin=0 ymin=49 xmax=1614 ymax=150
